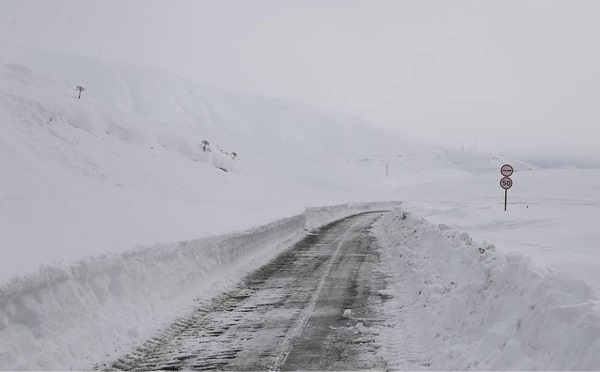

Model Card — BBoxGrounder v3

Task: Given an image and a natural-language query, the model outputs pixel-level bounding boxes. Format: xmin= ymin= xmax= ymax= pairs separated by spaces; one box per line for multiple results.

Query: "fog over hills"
xmin=2 ymin=2 xmax=600 ymax=370
xmin=3 ymin=45 xmax=600 ymax=372
xmin=0 ymin=46 xmax=525 ymax=280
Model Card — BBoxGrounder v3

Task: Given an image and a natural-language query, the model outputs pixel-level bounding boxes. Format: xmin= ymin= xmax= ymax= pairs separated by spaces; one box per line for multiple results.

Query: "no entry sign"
xmin=501 ymin=164 xmax=514 ymax=177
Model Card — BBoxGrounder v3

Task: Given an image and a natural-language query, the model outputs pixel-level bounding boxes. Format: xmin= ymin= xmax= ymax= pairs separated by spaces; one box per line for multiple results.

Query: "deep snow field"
xmin=1 ymin=46 xmax=600 ymax=370
xmin=394 ymin=168 xmax=600 ymax=296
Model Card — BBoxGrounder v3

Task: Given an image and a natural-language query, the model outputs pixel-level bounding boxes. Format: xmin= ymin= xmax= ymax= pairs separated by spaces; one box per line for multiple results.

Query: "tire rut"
xmin=97 ymin=212 xmax=387 ymax=371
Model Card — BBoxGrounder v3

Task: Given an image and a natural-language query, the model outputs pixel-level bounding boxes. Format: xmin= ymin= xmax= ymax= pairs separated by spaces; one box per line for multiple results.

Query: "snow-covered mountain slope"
xmin=0 ymin=46 xmax=518 ymax=282
xmin=2 ymin=46 xmax=599 ymax=371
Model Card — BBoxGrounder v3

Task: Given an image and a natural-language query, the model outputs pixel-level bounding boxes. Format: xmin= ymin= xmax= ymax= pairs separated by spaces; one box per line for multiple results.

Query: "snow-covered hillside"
xmin=2 ymin=46 xmax=600 ymax=371
xmin=0 ymin=46 xmax=513 ymax=282
xmin=0 ymin=46 xmax=379 ymax=281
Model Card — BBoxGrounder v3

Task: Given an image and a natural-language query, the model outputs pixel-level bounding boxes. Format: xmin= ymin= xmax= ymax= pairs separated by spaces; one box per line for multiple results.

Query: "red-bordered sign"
xmin=500 ymin=164 xmax=513 ymax=177
xmin=500 ymin=177 xmax=513 ymax=190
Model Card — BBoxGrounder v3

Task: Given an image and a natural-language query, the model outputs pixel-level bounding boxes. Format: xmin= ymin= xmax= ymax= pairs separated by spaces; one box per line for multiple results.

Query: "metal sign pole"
xmin=500 ymin=164 xmax=514 ymax=212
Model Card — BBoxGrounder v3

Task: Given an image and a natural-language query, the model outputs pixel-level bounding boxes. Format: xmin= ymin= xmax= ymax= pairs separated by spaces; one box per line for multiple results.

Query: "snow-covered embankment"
xmin=0 ymin=201 xmax=398 ymax=370
xmin=373 ymin=210 xmax=600 ymax=370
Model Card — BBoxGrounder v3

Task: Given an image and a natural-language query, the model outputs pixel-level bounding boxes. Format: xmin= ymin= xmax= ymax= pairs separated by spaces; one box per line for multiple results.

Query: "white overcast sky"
xmin=1 ymin=0 xmax=599 ymax=167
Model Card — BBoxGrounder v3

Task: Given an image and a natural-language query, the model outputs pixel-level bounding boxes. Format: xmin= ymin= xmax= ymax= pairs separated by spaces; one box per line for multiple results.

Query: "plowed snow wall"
xmin=305 ymin=201 xmax=400 ymax=229
xmin=0 ymin=201 xmax=399 ymax=370
xmin=373 ymin=209 xmax=600 ymax=370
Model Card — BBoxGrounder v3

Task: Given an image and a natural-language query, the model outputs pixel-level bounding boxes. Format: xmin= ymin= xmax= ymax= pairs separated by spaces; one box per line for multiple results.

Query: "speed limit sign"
xmin=500 ymin=177 xmax=513 ymax=189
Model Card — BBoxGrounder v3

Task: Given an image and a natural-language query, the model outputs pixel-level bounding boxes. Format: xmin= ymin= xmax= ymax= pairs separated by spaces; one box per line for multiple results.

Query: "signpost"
xmin=500 ymin=164 xmax=514 ymax=211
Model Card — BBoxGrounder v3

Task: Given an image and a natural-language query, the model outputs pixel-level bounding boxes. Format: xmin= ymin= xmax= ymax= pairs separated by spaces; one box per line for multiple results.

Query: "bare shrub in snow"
xmin=75 ymin=85 xmax=85 ymax=99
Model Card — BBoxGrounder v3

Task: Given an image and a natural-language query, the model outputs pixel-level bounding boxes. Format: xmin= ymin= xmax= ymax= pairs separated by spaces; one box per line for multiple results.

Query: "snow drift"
xmin=373 ymin=210 xmax=600 ymax=370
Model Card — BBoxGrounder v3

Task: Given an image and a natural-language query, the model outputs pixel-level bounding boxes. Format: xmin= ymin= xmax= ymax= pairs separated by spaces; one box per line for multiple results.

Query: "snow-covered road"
xmin=73 ymin=208 xmax=600 ymax=371
xmin=2 ymin=205 xmax=595 ymax=371
xmin=101 ymin=212 xmax=387 ymax=371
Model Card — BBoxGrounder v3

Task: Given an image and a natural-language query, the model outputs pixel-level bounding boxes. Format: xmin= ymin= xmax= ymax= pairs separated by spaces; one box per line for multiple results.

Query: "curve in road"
xmin=103 ymin=212 xmax=388 ymax=371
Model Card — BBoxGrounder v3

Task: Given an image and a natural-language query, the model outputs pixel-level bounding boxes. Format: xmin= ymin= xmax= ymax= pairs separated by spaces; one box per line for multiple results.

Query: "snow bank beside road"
xmin=0 ymin=201 xmax=398 ymax=371
xmin=373 ymin=210 xmax=600 ymax=370
xmin=304 ymin=201 xmax=395 ymax=230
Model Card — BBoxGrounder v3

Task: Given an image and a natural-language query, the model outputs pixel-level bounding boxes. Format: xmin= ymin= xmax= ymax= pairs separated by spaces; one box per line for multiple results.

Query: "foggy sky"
xmin=1 ymin=0 xmax=599 ymax=167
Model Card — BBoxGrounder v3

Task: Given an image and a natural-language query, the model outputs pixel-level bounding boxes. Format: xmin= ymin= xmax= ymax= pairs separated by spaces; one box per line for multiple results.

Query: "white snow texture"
xmin=373 ymin=210 xmax=600 ymax=370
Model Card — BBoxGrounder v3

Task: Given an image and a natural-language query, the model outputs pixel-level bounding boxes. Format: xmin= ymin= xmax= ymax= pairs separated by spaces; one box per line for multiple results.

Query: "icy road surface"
xmin=102 ymin=212 xmax=387 ymax=371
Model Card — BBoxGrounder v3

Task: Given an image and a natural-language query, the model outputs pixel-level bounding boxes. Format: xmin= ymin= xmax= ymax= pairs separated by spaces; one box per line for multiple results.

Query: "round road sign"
xmin=500 ymin=177 xmax=513 ymax=190
xmin=501 ymin=164 xmax=514 ymax=177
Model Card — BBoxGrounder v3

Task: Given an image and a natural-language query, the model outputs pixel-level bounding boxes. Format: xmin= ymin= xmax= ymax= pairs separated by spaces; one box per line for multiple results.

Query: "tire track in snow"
xmin=373 ymin=231 xmax=439 ymax=370
xmin=270 ymin=217 xmax=363 ymax=370
xmin=98 ymin=212 xmax=387 ymax=371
